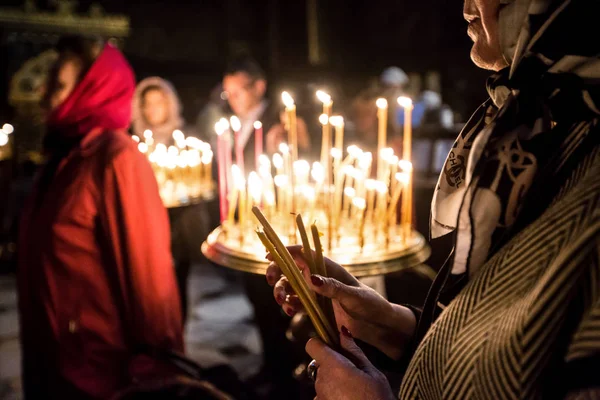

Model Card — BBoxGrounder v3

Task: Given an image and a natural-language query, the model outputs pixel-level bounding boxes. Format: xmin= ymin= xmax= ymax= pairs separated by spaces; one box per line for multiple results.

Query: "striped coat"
xmin=399 ymin=120 xmax=600 ymax=398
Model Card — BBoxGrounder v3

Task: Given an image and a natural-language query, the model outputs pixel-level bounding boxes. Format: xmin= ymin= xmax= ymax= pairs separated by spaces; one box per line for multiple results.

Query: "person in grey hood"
xmin=131 ymin=76 xmax=210 ymax=324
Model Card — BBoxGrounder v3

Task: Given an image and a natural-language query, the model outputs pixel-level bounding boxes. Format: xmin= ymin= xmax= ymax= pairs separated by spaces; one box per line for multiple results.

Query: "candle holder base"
xmin=202 ymin=226 xmax=431 ymax=277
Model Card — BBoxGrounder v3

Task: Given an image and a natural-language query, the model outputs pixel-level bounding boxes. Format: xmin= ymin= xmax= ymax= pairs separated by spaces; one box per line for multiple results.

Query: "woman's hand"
xmin=266 ymin=246 xmax=416 ymax=360
xmin=306 ymin=326 xmax=396 ymax=400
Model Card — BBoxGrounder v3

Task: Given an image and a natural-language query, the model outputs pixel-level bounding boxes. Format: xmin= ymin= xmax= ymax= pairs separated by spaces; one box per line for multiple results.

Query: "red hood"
xmin=47 ymin=43 xmax=135 ymax=138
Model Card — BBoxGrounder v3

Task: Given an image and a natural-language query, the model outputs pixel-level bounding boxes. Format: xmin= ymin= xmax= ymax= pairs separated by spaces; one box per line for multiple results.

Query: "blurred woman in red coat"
xmin=17 ymin=35 xmax=183 ymax=399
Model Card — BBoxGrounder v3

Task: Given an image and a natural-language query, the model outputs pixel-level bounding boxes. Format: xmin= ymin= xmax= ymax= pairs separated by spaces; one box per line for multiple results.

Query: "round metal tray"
xmin=201 ymin=226 xmax=431 ymax=277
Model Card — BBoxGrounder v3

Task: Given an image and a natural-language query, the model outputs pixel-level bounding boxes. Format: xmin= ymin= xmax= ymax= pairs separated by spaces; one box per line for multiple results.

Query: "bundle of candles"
xmin=133 ymin=129 xmax=215 ymax=208
xmin=214 ymin=91 xmax=416 ymax=263
xmin=253 ymin=206 xmax=338 ymax=347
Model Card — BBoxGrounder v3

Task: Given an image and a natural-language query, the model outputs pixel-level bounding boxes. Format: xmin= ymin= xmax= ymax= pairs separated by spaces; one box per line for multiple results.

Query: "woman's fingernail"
xmin=276 ymin=294 xmax=285 ymax=305
xmin=341 ymin=326 xmax=352 ymax=338
xmin=311 ymin=275 xmax=324 ymax=287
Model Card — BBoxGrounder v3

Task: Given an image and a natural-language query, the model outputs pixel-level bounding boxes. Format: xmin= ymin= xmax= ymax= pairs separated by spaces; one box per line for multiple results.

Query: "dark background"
xmin=0 ymin=0 xmax=491 ymax=125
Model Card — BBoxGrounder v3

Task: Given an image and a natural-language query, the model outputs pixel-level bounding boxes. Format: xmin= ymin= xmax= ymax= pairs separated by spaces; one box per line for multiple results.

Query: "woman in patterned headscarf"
xmin=267 ymin=0 xmax=600 ymax=398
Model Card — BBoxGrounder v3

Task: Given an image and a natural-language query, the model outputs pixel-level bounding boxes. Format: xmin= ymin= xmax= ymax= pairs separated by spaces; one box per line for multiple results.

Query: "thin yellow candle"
xmin=365 ymin=179 xmax=377 ymax=224
xmin=330 ymin=116 xmax=345 ymax=175
xmin=272 ymin=153 xmax=284 ymax=176
xmin=352 ymin=197 xmax=367 ymax=250
xmin=311 ymin=223 xmax=337 ymax=333
xmin=255 ymin=229 xmax=335 ymax=346
xmin=398 ymin=97 xmax=413 ymax=163
xmin=252 ymin=208 xmax=338 ymax=346
xmin=247 ymin=171 xmax=262 ymax=229
xmin=227 ymin=165 xmax=243 ymax=227
xmin=317 ymin=90 xmax=333 ymax=187
xmin=296 ymin=214 xmax=317 ymax=275
xmin=202 ymin=150 xmax=213 ymax=186
xmin=399 ymin=160 xmax=413 ymax=242
xmin=376 ymin=98 xmax=388 ymax=181
xmin=282 ymin=92 xmax=298 ymax=163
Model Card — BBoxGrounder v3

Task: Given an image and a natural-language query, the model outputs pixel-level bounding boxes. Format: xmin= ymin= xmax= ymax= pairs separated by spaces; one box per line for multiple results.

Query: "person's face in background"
xmin=42 ymin=56 xmax=84 ymax=113
xmin=464 ymin=0 xmax=508 ymax=71
xmin=223 ymin=72 xmax=266 ymax=118
xmin=351 ymin=99 xmax=378 ymax=142
xmin=142 ymin=89 xmax=170 ymax=127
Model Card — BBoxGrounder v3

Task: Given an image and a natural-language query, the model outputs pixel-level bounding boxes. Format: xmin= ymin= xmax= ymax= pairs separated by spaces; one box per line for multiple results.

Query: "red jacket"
xmin=18 ymin=45 xmax=183 ymax=398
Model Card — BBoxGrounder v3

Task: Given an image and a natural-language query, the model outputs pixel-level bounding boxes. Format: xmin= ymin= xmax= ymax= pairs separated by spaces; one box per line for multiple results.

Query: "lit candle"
xmin=399 ymin=160 xmax=413 ymax=242
xmin=281 ymin=92 xmax=298 ymax=163
xmin=254 ymin=121 xmax=263 ymax=172
xmin=365 ymin=179 xmax=377 ymax=225
xmin=132 ymin=135 xmax=140 ymax=143
xmin=376 ymin=98 xmax=388 ymax=181
xmin=272 ymin=153 xmax=284 ymax=176
xmin=330 ymin=116 xmax=345 ymax=175
xmin=201 ymin=150 xmax=213 ymax=187
xmin=215 ymin=121 xmax=229 ymax=223
xmin=230 ymin=116 xmax=244 ymax=177
xmin=398 ymin=97 xmax=414 ymax=163
xmin=247 ymin=172 xmax=262 ymax=232
xmin=352 ymin=197 xmax=367 ymax=250
xmin=317 ymin=90 xmax=333 ymax=189
xmin=398 ymin=97 xmax=414 ymax=242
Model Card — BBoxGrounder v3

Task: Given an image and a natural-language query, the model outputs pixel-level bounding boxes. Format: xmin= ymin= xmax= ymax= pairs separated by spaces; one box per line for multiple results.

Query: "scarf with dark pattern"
xmin=431 ymin=0 xmax=600 ymax=276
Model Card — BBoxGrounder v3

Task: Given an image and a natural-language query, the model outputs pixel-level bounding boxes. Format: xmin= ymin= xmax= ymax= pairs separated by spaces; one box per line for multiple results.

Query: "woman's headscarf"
xmin=46 ymin=43 xmax=135 ymax=140
xmin=130 ymin=77 xmax=184 ymax=142
xmin=431 ymin=0 xmax=600 ymax=276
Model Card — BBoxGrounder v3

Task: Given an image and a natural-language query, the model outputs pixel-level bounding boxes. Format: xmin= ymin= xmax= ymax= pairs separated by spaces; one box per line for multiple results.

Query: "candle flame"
xmin=397 ymin=96 xmax=413 ymax=108
xmin=155 ymin=143 xmax=167 ymax=153
xmin=259 ymin=165 xmax=271 ymax=178
xmin=146 ymin=137 xmax=154 ymax=146
xmin=168 ymin=146 xmax=179 ymax=156
xmin=303 ymin=186 xmax=316 ymax=200
xmin=365 ymin=179 xmax=377 ymax=190
xmin=232 ymin=165 xmax=245 ymax=187
xmin=132 ymin=135 xmax=140 ymax=143
xmin=396 ymin=172 xmax=410 ymax=185
xmin=248 ymin=172 xmax=263 ymax=202
xmin=376 ymin=98 xmax=388 ymax=109
xmin=319 ymin=114 xmax=329 ymax=126
xmin=272 ymin=153 xmax=284 ymax=169
xmin=137 ymin=142 xmax=149 ymax=153
xmin=172 ymin=130 xmax=185 ymax=142
xmin=375 ymin=181 xmax=388 ymax=194
xmin=311 ymin=162 xmax=325 ymax=183
xmin=143 ymin=129 xmax=153 ymax=139
xmin=389 ymin=155 xmax=399 ymax=165
xmin=281 ymin=91 xmax=295 ymax=108
xmin=259 ymin=154 xmax=271 ymax=166
xmin=230 ymin=116 xmax=242 ymax=132
xmin=201 ymin=150 xmax=213 ymax=164
xmin=347 ymin=145 xmax=363 ymax=158
xmin=352 ymin=197 xmax=367 ymax=210
xmin=399 ymin=159 xmax=413 ymax=172
xmin=316 ymin=90 xmax=332 ymax=104
xmin=294 ymin=160 xmax=310 ymax=176
xmin=265 ymin=191 xmax=276 ymax=205
xmin=2 ymin=123 xmax=14 ymax=134
xmin=274 ymin=174 xmax=289 ymax=188
xmin=380 ymin=147 xmax=394 ymax=161
xmin=279 ymin=143 xmax=290 ymax=155
xmin=329 ymin=115 xmax=344 ymax=127
xmin=359 ymin=152 xmax=373 ymax=169
xmin=344 ymin=187 xmax=356 ymax=198
xmin=253 ymin=121 xmax=263 ymax=130
xmin=215 ymin=118 xmax=229 ymax=135
xmin=330 ymin=148 xmax=342 ymax=159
